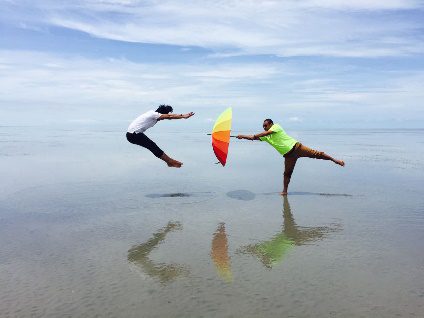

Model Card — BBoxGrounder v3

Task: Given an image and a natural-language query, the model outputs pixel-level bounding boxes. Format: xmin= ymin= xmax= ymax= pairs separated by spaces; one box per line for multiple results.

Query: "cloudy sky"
xmin=1 ymin=0 xmax=424 ymax=129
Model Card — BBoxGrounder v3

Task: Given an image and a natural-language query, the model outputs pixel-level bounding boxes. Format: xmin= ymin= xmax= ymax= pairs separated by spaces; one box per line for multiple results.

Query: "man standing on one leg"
xmin=126 ymin=105 xmax=194 ymax=168
xmin=237 ymin=119 xmax=344 ymax=195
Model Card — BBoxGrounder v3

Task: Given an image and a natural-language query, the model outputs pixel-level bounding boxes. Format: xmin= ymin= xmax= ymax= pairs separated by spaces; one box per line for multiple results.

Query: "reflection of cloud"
xmin=128 ymin=221 xmax=189 ymax=284
xmin=67 ymin=118 xmax=99 ymax=124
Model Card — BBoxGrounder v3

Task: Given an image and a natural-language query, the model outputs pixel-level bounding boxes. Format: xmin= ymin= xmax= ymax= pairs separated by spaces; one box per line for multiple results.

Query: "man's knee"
xmin=126 ymin=133 xmax=134 ymax=144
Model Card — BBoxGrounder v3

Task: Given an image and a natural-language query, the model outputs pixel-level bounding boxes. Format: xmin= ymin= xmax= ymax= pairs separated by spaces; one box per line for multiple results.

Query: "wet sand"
xmin=0 ymin=127 xmax=423 ymax=317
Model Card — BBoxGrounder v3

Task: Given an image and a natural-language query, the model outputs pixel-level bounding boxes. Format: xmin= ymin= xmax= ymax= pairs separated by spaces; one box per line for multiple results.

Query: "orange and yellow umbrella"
xmin=211 ymin=107 xmax=232 ymax=166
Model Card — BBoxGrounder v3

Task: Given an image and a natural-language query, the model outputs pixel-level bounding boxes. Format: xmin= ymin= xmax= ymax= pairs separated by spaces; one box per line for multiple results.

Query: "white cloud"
xmin=301 ymin=0 xmax=421 ymax=10
xmin=1 ymin=49 xmax=423 ymax=114
xmin=1 ymin=49 xmax=423 ymax=127
xmin=288 ymin=116 xmax=303 ymax=122
xmin=4 ymin=0 xmax=424 ymax=57
xmin=0 ymin=50 xmax=280 ymax=109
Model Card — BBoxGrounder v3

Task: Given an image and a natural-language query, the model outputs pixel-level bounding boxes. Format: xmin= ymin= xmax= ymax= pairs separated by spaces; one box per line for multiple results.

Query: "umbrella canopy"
xmin=211 ymin=107 xmax=232 ymax=166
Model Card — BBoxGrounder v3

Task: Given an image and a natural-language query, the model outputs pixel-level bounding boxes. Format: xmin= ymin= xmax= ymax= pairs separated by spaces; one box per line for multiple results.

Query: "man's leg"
xmin=142 ymin=136 xmax=183 ymax=168
xmin=295 ymin=144 xmax=344 ymax=166
xmin=130 ymin=133 xmax=183 ymax=168
xmin=282 ymin=157 xmax=298 ymax=195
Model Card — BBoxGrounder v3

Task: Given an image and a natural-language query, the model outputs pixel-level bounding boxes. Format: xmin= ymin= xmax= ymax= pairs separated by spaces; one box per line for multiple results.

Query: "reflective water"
xmin=0 ymin=127 xmax=423 ymax=317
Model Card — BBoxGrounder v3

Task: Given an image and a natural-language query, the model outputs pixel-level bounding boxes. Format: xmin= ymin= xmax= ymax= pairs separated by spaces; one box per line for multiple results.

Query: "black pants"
xmin=126 ymin=132 xmax=164 ymax=158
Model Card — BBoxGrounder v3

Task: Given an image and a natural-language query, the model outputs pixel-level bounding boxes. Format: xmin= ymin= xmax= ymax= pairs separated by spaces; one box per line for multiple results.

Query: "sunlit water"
xmin=0 ymin=126 xmax=423 ymax=317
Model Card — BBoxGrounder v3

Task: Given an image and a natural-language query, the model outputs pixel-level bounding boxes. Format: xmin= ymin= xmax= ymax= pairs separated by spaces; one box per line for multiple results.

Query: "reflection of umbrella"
xmin=211 ymin=107 xmax=232 ymax=166
xmin=211 ymin=223 xmax=233 ymax=282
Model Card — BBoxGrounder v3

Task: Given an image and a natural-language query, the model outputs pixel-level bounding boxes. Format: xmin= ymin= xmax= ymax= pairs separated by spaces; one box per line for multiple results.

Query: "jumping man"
xmin=237 ymin=119 xmax=344 ymax=195
xmin=126 ymin=105 xmax=195 ymax=168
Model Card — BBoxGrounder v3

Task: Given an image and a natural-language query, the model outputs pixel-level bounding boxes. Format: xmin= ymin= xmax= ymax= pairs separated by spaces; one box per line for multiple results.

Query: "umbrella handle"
xmin=207 ymin=133 xmax=238 ymax=138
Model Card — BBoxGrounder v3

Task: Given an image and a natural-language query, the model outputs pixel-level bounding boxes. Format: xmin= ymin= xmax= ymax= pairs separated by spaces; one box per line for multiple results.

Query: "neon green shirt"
xmin=259 ymin=124 xmax=298 ymax=155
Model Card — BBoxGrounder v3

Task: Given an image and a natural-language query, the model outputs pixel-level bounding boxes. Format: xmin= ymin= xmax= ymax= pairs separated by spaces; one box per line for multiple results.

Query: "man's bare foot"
xmin=280 ymin=192 xmax=288 ymax=196
xmin=167 ymin=159 xmax=183 ymax=168
xmin=160 ymin=153 xmax=182 ymax=168
xmin=335 ymin=159 xmax=345 ymax=167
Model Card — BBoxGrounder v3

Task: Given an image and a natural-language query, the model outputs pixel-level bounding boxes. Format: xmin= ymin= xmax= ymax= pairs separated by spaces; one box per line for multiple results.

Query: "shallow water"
xmin=0 ymin=127 xmax=423 ymax=317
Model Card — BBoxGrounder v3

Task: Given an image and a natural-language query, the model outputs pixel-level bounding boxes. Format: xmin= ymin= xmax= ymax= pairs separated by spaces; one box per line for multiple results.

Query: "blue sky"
xmin=1 ymin=0 xmax=424 ymax=129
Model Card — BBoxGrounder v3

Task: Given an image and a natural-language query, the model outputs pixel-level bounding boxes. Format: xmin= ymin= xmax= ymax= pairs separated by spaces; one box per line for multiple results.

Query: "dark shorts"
xmin=126 ymin=132 xmax=164 ymax=158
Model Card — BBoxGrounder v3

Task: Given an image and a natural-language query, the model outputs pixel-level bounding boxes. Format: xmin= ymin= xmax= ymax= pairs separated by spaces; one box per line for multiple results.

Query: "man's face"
xmin=263 ymin=121 xmax=272 ymax=131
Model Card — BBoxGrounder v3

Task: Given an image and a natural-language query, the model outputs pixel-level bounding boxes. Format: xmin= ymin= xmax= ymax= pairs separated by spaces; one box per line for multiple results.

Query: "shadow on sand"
xmin=262 ymin=191 xmax=353 ymax=197
xmin=146 ymin=193 xmax=192 ymax=198
xmin=226 ymin=190 xmax=256 ymax=201
xmin=226 ymin=190 xmax=353 ymax=200
xmin=146 ymin=192 xmax=213 ymax=198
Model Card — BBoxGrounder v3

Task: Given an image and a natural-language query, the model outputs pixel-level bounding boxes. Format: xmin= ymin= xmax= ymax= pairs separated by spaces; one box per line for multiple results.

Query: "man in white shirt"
xmin=126 ymin=105 xmax=195 ymax=168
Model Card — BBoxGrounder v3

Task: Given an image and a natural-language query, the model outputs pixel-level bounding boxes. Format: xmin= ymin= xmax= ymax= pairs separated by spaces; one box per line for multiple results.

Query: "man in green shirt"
xmin=237 ymin=119 xmax=345 ymax=195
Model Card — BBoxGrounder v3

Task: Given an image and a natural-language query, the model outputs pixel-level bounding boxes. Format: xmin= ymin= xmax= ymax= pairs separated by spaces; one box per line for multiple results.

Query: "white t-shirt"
xmin=127 ymin=110 xmax=162 ymax=133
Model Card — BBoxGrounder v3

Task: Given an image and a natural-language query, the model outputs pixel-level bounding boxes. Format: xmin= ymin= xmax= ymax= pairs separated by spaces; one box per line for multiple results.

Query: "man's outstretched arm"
xmin=158 ymin=112 xmax=195 ymax=120
xmin=237 ymin=130 xmax=274 ymax=140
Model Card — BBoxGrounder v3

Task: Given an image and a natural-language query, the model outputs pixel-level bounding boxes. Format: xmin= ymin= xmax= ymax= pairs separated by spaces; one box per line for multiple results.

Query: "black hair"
xmin=156 ymin=104 xmax=173 ymax=114
xmin=264 ymin=118 xmax=273 ymax=125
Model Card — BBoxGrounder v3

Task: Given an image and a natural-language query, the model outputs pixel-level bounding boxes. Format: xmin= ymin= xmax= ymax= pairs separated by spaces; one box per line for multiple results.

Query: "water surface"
xmin=0 ymin=127 xmax=423 ymax=317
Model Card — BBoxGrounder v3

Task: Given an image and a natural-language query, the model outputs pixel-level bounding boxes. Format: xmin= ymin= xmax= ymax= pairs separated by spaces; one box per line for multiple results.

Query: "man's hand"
xmin=183 ymin=112 xmax=195 ymax=119
xmin=237 ymin=135 xmax=254 ymax=140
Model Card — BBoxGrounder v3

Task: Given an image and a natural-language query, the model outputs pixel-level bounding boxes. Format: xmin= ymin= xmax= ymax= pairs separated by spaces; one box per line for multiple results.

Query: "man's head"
xmin=156 ymin=104 xmax=173 ymax=114
xmin=263 ymin=119 xmax=273 ymax=131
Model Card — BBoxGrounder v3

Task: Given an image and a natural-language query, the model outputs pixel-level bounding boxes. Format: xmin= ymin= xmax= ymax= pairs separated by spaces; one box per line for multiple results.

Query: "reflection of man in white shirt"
xmin=126 ymin=105 xmax=195 ymax=168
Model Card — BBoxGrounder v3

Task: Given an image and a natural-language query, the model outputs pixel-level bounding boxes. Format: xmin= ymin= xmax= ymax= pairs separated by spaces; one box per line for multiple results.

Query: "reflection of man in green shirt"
xmin=237 ymin=196 xmax=341 ymax=268
xmin=237 ymin=119 xmax=345 ymax=195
